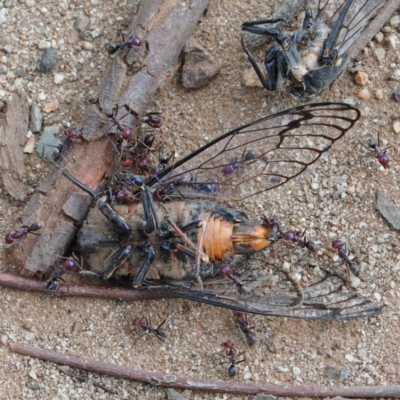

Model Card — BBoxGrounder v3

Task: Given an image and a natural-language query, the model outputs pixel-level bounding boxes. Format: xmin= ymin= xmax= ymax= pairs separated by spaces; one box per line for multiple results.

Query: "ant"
xmin=45 ymin=254 xmax=82 ymax=291
xmin=107 ymin=107 xmax=133 ymax=140
xmin=5 ymin=221 xmax=44 ymax=245
xmin=221 ymin=150 xmax=258 ymax=177
xmin=331 ymin=240 xmax=360 ymax=277
xmin=217 ymin=340 xmax=245 ymax=377
xmin=141 ymin=111 xmax=163 ymax=129
xmin=132 ymin=317 xmax=169 ymax=342
xmin=219 ymin=264 xmax=250 ymax=295
xmin=106 ymin=34 xmax=142 ymax=55
xmin=233 ymin=311 xmax=257 ymax=345
xmin=52 ymin=128 xmax=81 ymax=161
xmin=280 ymin=230 xmax=317 ymax=253
xmin=361 ymin=133 xmax=391 ymax=169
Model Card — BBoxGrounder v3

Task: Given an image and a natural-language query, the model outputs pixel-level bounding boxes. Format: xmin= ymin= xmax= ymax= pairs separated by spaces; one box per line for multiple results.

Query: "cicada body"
xmin=64 ymin=103 xmax=382 ymax=320
xmin=241 ymin=0 xmax=384 ymax=99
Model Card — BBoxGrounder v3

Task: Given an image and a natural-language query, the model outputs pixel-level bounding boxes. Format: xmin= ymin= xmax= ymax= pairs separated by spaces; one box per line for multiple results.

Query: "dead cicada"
xmin=241 ymin=0 xmax=384 ymax=99
xmin=62 ymin=103 xmax=382 ymax=320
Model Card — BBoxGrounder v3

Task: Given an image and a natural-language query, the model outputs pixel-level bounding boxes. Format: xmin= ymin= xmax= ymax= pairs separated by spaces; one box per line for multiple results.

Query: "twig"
xmin=10 ymin=343 xmax=400 ymax=398
xmin=0 ymin=273 xmax=174 ymax=301
xmin=349 ymin=0 xmax=399 ymax=59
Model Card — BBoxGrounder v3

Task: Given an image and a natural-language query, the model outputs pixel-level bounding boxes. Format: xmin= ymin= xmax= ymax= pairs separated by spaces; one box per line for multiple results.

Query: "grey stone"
xmin=325 ymin=365 xmax=340 ymax=380
xmin=376 ymin=191 xmax=400 ymax=230
xmin=339 ymin=369 xmax=351 ymax=382
xmin=29 ymin=102 xmax=43 ymax=133
xmin=38 ymin=47 xmax=57 ymax=73
xmin=75 ymin=14 xmax=90 ymax=39
xmin=182 ymin=41 xmax=221 ymax=89
xmin=36 ymin=125 xmax=60 ymax=160
xmin=167 ymin=388 xmax=187 ymax=400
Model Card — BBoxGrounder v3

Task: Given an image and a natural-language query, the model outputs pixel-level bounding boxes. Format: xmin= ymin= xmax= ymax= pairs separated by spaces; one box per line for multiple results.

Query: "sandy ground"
xmin=0 ymin=0 xmax=400 ymax=399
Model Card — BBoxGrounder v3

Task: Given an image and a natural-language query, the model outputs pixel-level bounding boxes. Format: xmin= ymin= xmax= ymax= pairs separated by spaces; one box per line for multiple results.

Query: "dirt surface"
xmin=0 ymin=0 xmax=400 ymax=399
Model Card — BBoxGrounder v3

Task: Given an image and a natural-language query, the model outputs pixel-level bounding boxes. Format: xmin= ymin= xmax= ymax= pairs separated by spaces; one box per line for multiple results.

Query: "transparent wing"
xmin=148 ymin=103 xmax=359 ymax=201
xmin=314 ymin=0 xmax=384 ymax=57
xmin=157 ymin=271 xmax=382 ymax=321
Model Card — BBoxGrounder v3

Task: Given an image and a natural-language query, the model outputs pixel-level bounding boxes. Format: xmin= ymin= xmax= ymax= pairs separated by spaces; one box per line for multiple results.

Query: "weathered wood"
xmin=10 ymin=343 xmax=400 ymax=398
xmin=349 ymin=0 xmax=400 ymax=59
xmin=0 ymin=91 xmax=29 ymax=201
xmin=7 ymin=0 xmax=209 ymax=274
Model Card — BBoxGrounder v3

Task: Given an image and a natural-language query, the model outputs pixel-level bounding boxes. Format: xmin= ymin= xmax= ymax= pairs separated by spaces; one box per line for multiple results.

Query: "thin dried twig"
xmin=10 ymin=343 xmax=400 ymax=397
xmin=0 ymin=273 xmax=174 ymax=301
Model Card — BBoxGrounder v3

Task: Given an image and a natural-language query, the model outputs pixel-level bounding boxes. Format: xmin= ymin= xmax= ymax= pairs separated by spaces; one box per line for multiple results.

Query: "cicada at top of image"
xmin=59 ymin=103 xmax=382 ymax=321
xmin=241 ymin=0 xmax=384 ymax=99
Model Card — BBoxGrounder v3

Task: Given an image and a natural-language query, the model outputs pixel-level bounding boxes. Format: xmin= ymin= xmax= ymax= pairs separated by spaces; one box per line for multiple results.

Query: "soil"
xmin=0 ymin=0 xmax=400 ymax=399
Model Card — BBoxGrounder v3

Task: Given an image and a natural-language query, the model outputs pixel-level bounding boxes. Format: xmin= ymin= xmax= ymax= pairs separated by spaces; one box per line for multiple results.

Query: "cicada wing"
xmin=159 ymin=272 xmax=382 ymax=321
xmin=148 ymin=103 xmax=359 ymax=201
xmin=315 ymin=0 xmax=384 ymax=58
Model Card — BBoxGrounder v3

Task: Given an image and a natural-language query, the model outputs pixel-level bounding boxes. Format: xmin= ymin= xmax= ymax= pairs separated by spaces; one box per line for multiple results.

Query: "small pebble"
xmin=383 ymin=365 xmax=397 ymax=375
xmin=355 ymin=71 xmax=368 ymax=85
xmin=38 ymin=92 xmax=46 ymax=101
xmin=26 ymin=131 xmax=32 ymax=138
xmin=345 ymin=354 xmax=354 ymax=362
xmin=394 ymin=90 xmax=400 ymax=102
xmin=29 ymin=101 xmax=43 ymax=133
xmin=350 ymin=274 xmax=361 ymax=288
xmin=23 ymin=137 xmax=35 ymax=153
xmin=82 ymin=41 xmax=94 ymax=50
xmin=243 ymin=372 xmax=252 ymax=379
xmin=374 ymin=32 xmax=384 ymax=43
xmin=53 ymin=73 xmax=64 ymax=85
xmin=374 ymin=47 xmax=385 ymax=63
xmin=393 ymin=121 xmax=400 ymax=134
xmin=391 ymin=70 xmax=400 ymax=81
xmin=1 ymin=335 xmax=8 ymax=345
xmin=0 ymin=8 xmax=8 ymax=25
xmin=390 ymin=15 xmax=400 ymax=26
xmin=38 ymin=41 xmax=51 ymax=50
xmin=387 ymin=34 xmax=397 ymax=50
xmin=3 ymin=44 xmax=12 ymax=54
xmin=38 ymin=47 xmax=57 ymax=73
xmin=358 ymin=88 xmax=371 ymax=100
xmin=25 ymin=0 xmax=35 ymax=6
xmin=42 ymin=99 xmax=59 ymax=113
xmin=311 ymin=182 xmax=319 ymax=190
xmin=292 ymin=366 xmax=301 ymax=376
xmin=339 ymin=369 xmax=351 ymax=382
xmin=29 ymin=370 xmax=37 ymax=380
xmin=374 ymin=292 xmax=381 ymax=302
xmin=374 ymin=89 xmax=383 ymax=99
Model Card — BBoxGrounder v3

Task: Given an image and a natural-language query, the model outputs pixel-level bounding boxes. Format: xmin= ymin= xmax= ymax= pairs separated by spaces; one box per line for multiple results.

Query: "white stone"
xmin=25 ymin=0 xmax=35 ymax=6
xmin=53 ymin=73 xmax=64 ymax=84
xmin=393 ymin=121 xmax=400 ymax=134
xmin=0 ymin=8 xmax=8 ymax=25
xmin=25 ymin=332 xmax=35 ymax=341
xmin=350 ymin=274 xmax=361 ymax=288
xmin=29 ymin=370 xmax=37 ymax=380
xmin=345 ymin=354 xmax=354 ymax=362
xmin=38 ymin=92 xmax=46 ymax=101
xmin=390 ymin=15 xmax=400 ymax=26
xmin=83 ymin=41 xmax=94 ymax=50
xmin=374 ymin=292 xmax=381 ymax=302
xmin=292 ymin=366 xmax=301 ymax=376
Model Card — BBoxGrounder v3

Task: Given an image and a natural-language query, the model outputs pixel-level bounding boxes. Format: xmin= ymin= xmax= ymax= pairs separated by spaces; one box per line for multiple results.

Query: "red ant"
xmin=52 ymin=128 xmax=81 ymax=161
xmin=331 ymin=240 xmax=360 ymax=277
xmin=361 ymin=133 xmax=391 ymax=169
xmin=217 ymin=340 xmax=245 ymax=377
xmin=281 ymin=230 xmax=317 ymax=253
xmin=219 ymin=265 xmax=250 ymax=295
xmin=141 ymin=111 xmax=163 ymax=129
xmin=233 ymin=311 xmax=257 ymax=345
xmin=5 ymin=221 xmax=44 ymax=245
xmin=106 ymin=34 xmax=142 ymax=55
xmin=132 ymin=317 xmax=169 ymax=342
xmin=45 ymin=254 xmax=82 ymax=291
xmin=107 ymin=108 xmax=133 ymax=140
